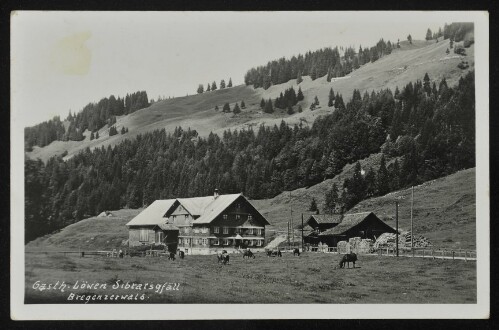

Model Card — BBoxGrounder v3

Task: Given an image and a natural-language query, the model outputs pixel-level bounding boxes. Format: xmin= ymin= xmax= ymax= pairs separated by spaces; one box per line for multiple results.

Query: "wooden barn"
xmin=126 ymin=190 xmax=270 ymax=255
xmin=298 ymin=214 xmax=342 ymax=245
xmin=318 ymin=212 xmax=396 ymax=247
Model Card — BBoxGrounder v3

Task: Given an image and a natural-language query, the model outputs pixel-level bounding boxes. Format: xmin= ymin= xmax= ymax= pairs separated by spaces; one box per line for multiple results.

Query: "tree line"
xmin=25 ymin=72 xmax=475 ymax=242
xmin=24 ymin=91 xmax=150 ymax=150
xmin=198 ymin=78 xmax=233 ymax=94
xmin=244 ymin=38 xmax=395 ymax=89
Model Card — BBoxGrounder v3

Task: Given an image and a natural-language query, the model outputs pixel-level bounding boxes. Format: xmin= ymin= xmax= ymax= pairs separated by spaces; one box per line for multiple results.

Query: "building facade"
xmin=126 ymin=191 xmax=270 ymax=255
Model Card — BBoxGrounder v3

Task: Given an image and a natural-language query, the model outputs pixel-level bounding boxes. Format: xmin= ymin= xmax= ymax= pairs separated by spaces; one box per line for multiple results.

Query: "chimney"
xmin=214 ymin=188 xmax=220 ymax=199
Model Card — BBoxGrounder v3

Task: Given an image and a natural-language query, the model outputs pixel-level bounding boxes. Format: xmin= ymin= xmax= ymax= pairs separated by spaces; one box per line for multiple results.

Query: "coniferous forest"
xmin=25 ymin=72 xmax=475 ymax=242
xmin=24 ymin=91 xmax=149 ymax=150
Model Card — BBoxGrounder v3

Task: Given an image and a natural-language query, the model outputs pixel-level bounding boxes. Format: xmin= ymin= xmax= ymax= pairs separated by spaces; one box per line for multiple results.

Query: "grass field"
xmin=25 ymin=251 xmax=476 ymax=304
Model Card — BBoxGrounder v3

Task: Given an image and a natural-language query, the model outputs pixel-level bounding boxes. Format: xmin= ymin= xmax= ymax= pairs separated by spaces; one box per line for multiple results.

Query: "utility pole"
xmin=290 ymin=192 xmax=294 ymax=247
xmin=396 ymin=201 xmax=399 ymax=257
xmin=301 ymin=213 xmax=304 ymax=252
xmin=287 ymin=221 xmax=290 ymax=247
xmin=411 ymin=186 xmax=414 ymax=250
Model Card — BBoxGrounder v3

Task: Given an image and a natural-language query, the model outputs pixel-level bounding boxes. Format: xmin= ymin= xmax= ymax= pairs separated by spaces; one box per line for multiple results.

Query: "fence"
xmin=306 ymin=246 xmax=476 ymax=261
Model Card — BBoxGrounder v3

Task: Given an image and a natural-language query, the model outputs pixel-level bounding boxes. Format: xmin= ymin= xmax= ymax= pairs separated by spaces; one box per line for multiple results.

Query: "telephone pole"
xmin=395 ymin=201 xmax=399 ymax=257
xmin=301 ymin=213 xmax=304 ymax=251
xmin=411 ymin=186 xmax=414 ymax=250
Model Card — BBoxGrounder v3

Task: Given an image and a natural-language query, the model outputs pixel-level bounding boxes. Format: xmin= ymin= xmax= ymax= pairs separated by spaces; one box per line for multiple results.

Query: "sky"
xmin=12 ymin=11 xmax=461 ymax=127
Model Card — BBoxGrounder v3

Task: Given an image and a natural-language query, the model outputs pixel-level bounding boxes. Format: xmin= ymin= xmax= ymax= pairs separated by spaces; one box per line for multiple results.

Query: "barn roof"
xmin=318 ymin=212 xmax=385 ymax=236
xmin=310 ymin=214 xmax=343 ymax=225
xmin=156 ymin=223 xmax=179 ymax=231
xmin=126 ymin=199 xmax=177 ymax=226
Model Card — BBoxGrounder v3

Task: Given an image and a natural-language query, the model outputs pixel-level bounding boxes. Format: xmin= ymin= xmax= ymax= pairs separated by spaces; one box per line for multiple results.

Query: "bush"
xmin=454 ymin=45 xmax=466 ymax=56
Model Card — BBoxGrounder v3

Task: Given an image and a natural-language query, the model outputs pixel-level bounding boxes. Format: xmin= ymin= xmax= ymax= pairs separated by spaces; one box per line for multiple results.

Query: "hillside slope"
xmin=27 ymin=167 xmax=475 ymax=251
xmin=27 ymin=38 xmax=474 ymax=162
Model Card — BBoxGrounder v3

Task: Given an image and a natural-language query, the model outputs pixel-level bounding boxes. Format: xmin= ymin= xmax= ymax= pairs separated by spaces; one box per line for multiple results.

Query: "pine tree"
xmin=297 ymin=71 xmax=303 ymax=84
xmin=241 ymin=100 xmax=246 ymax=109
xmin=298 ymin=105 xmax=303 ymax=113
xmin=95 ymin=131 xmax=99 ymax=139
xmin=233 ymin=103 xmax=241 ymax=114
xmin=215 ymin=105 xmax=219 ymax=111
xmin=426 ymin=28 xmax=433 ymax=41
xmin=260 ymin=98 xmax=266 ymax=108
xmin=450 ymin=38 xmax=454 ymax=48
xmin=121 ymin=126 xmax=126 ymax=134
xmin=223 ymin=103 xmax=231 ymax=112
xmin=228 ymin=78 xmax=233 ymax=88
xmin=407 ymin=34 xmax=412 ymax=44
xmin=376 ymin=155 xmax=390 ymax=196
xmin=328 ymin=88 xmax=335 ymax=107
xmin=297 ymin=87 xmax=304 ymax=101
xmin=325 ymin=183 xmax=339 ymax=214
xmin=446 ymin=48 xmax=450 ymax=55
xmin=309 ymin=198 xmax=318 ymax=213
xmin=423 ymin=73 xmax=431 ymax=95
xmin=212 ymin=81 xmax=217 ymax=91
xmin=220 ymin=80 xmax=226 ymax=89
xmin=207 ymin=83 xmax=211 ymax=92
xmin=287 ymin=106 xmax=294 ymax=115
xmin=314 ymin=95 xmax=319 ymax=106
xmin=197 ymin=84 xmax=204 ymax=94
xmin=264 ymin=99 xmax=274 ymax=113
xmin=397 ymin=39 xmax=401 ymax=48
xmin=90 ymin=131 xmax=94 ymax=140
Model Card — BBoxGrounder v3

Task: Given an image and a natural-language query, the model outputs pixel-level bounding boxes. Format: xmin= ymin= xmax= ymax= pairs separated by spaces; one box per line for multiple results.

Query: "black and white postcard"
xmin=10 ymin=11 xmax=490 ymax=319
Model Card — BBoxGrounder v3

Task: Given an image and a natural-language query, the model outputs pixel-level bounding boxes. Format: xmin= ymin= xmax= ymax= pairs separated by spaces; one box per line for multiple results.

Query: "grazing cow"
xmin=339 ymin=253 xmax=357 ymax=268
xmin=266 ymin=250 xmax=272 ymax=257
xmin=218 ymin=252 xmax=230 ymax=265
xmin=243 ymin=250 xmax=255 ymax=259
xmin=293 ymin=248 xmax=300 ymax=256
xmin=168 ymin=252 xmax=176 ymax=261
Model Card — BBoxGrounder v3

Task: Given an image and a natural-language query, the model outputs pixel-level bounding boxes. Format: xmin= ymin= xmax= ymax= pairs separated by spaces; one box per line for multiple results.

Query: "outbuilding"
xmin=318 ymin=212 xmax=396 ymax=247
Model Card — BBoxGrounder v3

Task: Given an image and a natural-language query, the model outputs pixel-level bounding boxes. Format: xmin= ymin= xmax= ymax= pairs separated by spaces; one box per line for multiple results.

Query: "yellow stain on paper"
xmin=50 ymin=31 xmax=92 ymax=75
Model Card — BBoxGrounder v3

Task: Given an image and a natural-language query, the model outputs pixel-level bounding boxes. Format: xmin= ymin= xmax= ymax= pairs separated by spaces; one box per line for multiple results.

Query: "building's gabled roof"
xmin=126 ymin=199 xmax=176 ymax=226
xmin=310 ymin=214 xmax=343 ymax=225
xmin=176 ymin=196 xmax=216 ymax=216
xmin=156 ymin=223 xmax=179 ymax=231
xmin=194 ymin=194 xmax=248 ymax=224
xmin=319 ymin=212 xmax=393 ymax=236
xmin=127 ymin=193 xmax=271 ymax=228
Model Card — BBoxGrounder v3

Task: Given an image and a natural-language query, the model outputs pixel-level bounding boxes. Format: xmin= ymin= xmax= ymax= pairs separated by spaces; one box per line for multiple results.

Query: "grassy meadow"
xmin=25 ymin=251 xmax=476 ymax=304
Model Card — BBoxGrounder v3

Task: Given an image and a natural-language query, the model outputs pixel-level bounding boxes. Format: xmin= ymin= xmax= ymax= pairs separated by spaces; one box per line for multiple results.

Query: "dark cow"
xmin=243 ymin=250 xmax=255 ymax=259
xmin=217 ymin=253 xmax=230 ymax=265
xmin=293 ymin=248 xmax=300 ymax=256
xmin=168 ymin=252 xmax=176 ymax=261
xmin=266 ymin=249 xmax=282 ymax=257
xmin=339 ymin=253 xmax=357 ymax=268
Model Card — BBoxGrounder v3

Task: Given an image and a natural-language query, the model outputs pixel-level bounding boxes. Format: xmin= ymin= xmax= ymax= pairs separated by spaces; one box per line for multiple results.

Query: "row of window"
xmin=213 ymin=227 xmax=263 ymax=235
xmin=179 ymin=238 xmax=263 ymax=247
xmin=222 ymin=214 xmax=252 ymax=220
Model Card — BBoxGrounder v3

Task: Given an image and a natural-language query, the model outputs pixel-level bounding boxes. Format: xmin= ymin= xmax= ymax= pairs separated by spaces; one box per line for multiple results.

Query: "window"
xmin=223 ymin=239 xmax=229 ymax=246
xmin=248 ymin=215 xmax=253 ymax=221
xmin=185 ymin=238 xmax=190 ymax=245
xmin=203 ymin=238 xmax=208 ymax=245
xmin=236 ymin=214 xmax=240 ymax=220
xmin=223 ymin=227 xmax=228 ymax=234
xmin=214 ymin=226 xmax=219 ymax=234
xmin=235 ymin=228 xmax=240 ymax=234
xmin=185 ymin=227 xmax=190 ymax=233
xmin=247 ymin=228 xmax=254 ymax=234
xmin=223 ymin=214 xmax=228 ymax=220
xmin=257 ymin=228 xmax=262 ymax=236
xmin=172 ymin=215 xmax=176 ymax=221
xmin=178 ymin=238 xmax=183 ymax=245
xmin=156 ymin=231 xmax=163 ymax=243
xmin=202 ymin=227 xmax=208 ymax=233
xmin=213 ymin=239 xmax=220 ymax=246
xmin=139 ymin=229 xmax=149 ymax=242
xmin=194 ymin=228 xmax=200 ymax=233
xmin=236 ymin=203 xmax=241 ymax=209
xmin=257 ymin=240 xmax=262 ymax=247
xmin=248 ymin=240 xmax=253 ymax=246
xmin=185 ymin=215 xmax=188 ymax=220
